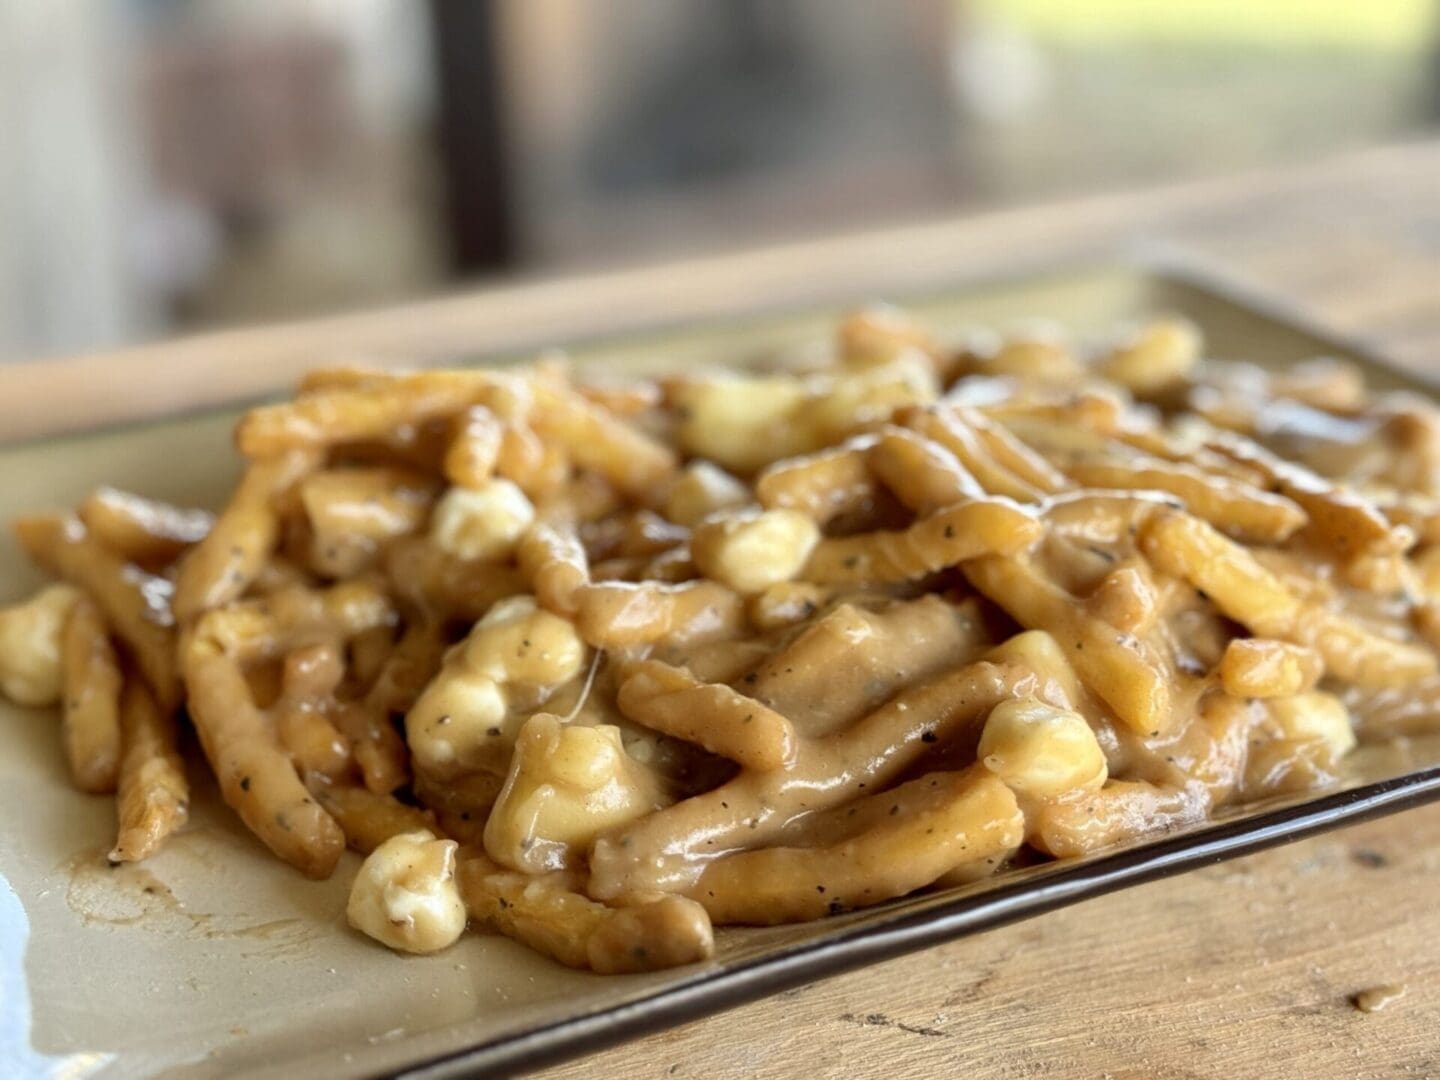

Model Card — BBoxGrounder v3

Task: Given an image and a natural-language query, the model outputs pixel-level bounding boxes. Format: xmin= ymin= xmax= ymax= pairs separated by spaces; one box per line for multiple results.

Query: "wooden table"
xmin=5 ymin=139 xmax=1439 ymax=1078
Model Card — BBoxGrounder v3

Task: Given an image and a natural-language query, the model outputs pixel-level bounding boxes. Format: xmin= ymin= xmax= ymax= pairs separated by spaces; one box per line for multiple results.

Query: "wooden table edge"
xmin=3 ymin=139 xmax=1437 ymax=444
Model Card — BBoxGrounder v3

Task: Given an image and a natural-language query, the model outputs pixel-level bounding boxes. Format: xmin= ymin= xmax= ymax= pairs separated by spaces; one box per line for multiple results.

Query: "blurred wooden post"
xmin=429 ymin=0 xmax=516 ymax=273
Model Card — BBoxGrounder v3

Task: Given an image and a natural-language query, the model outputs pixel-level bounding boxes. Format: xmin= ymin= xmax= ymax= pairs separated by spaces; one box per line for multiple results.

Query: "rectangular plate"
xmin=4 ymin=263 xmax=1440 ymax=1079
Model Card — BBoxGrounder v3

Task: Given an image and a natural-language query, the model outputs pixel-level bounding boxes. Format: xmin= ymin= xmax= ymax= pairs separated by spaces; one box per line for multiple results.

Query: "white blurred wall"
xmin=0 ymin=3 xmax=151 ymax=362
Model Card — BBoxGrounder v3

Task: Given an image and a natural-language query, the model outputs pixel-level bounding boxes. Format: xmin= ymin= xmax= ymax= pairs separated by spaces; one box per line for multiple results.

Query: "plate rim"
xmin=13 ymin=257 xmax=1439 ymax=1077
xmin=389 ymin=260 xmax=1440 ymax=1078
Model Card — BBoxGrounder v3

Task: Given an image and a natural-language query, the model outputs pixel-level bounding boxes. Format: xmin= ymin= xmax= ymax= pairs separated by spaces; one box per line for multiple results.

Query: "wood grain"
xmin=5 ymin=138 xmax=1440 ymax=1078
xmin=535 ymin=803 xmax=1440 ymax=1079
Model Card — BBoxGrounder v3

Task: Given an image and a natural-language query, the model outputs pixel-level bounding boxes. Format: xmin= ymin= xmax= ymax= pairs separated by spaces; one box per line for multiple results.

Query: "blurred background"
xmin=2 ymin=0 xmax=1437 ymax=362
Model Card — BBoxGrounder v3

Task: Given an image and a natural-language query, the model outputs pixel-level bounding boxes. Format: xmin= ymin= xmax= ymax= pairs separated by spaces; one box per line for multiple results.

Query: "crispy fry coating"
xmin=173 ymin=451 xmax=319 ymax=620
xmin=60 ymin=597 xmax=124 ymax=793
xmin=109 ymin=679 xmax=188 ymax=863
xmin=15 ymin=514 xmax=179 ymax=709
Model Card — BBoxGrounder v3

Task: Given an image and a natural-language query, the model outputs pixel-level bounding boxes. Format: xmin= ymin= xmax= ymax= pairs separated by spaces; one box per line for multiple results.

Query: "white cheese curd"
xmin=663 ymin=462 xmax=750 ymax=526
xmin=429 ymin=479 xmax=535 ymax=561
xmin=347 ymin=830 xmax=467 ymax=954
xmin=1268 ymin=691 xmax=1356 ymax=763
xmin=978 ymin=698 xmax=1108 ymax=800
xmin=691 ymin=509 xmax=821 ymax=595
xmin=0 ymin=584 xmax=81 ymax=706
xmin=404 ymin=594 xmax=590 ymax=778
xmin=484 ymin=716 xmax=665 ymax=873
xmin=466 ymin=596 xmax=587 ymax=686
xmin=404 ymin=672 xmax=508 ymax=773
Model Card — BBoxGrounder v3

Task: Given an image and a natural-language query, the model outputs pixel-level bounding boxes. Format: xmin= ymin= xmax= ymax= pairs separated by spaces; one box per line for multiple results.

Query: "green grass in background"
xmin=976 ymin=0 xmax=1437 ymax=50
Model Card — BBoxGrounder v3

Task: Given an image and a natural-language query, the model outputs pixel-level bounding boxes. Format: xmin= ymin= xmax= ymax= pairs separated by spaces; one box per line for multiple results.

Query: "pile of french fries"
xmin=6 ymin=307 xmax=1440 ymax=971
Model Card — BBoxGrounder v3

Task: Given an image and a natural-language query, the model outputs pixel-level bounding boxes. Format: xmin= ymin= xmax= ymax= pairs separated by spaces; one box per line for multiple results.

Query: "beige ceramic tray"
xmin=3 ymin=264 xmax=1440 ymax=1079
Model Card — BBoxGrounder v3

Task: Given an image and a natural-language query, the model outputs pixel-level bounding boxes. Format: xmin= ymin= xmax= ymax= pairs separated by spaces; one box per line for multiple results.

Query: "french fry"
xmin=755 ymin=439 xmax=877 ymax=521
xmin=365 ymin=617 xmax=446 ymax=715
xmin=577 ymin=378 xmax=663 ymax=417
xmin=530 ymin=382 xmax=677 ymax=499
xmin=1380 ymin=497 xmax=1440 ymax=545
xmin=1346 ymin=676 xmax=1440 ymax=741
xmin=867 ymin=427 xmax=985 ymax=512
xmin=296 ymin=364 xmax=404 ymax=394
xmin=802 ymin=498 xmax=1041 ymax=586
xmin=574 ymin=580 xmax=745 ymax=649
xmin=745 ymin=596 xmax=990 ymax=738
xmin=1060 ymin=456 xmax=1307 ymax=543
xmin=589 ymin=659 xmax=1033 ymax=899
xmin=1218 ymin=639 xmax=1323 ymax=698
xmin=1208 ymin=432 xmax=1412 ymax=558
xmin=310 ymin=783 xmax=438 ymax=854
xmin=898 ymin=406 xmax=1049 ymax=502
xmin=982 ymin=388 xmax=1125 ymax=434
xmin=690 ymin=768 xmax=1021 ymax=924
xmin=276 ymin=704 xmax=351 ymax=781
xmin=1112 ymin=429 xmax=1269 ymax=486
xmin=109 ymin=678 xmax=189 ymax=863
xmin=1031 ymin=779 xmax=1209 ymax=857
xmin=382 ymin=536 xmax=527 ymax=623
xmin=180 ymin=583 xmax=396 ymax=873
xmin=237 ymin=379 xmax=485 ymax=457
xmin=300 ymin=468 xmax=437 ymax=579
xmin=977 ymin=335 xmax=1086 ymax=384
xmin=281 ymin=586 xmax=409 ymax=791
xmin=458 ymin=851 xmax=715 ymax=973
xmin=517 ymin=523 xmax=591 ymax=616
xmin=60 ymin=597 xmax=123 ymax=793
xmin=617 ymin=659 xmax=797 ymax=770
xmin=196 ymin=581 xmax=396 ymax=665
xmin=273 ymin=643 xmax=351 ymax=780
xmin=494 ymin=421 xmax=570 ymax=499
xmin=1140 ymin=509 xmax=1436 ymax=688
xmin=183 ymin=625 xmax=345 ymax=878
xmin=1094 ymin=317 xmax=1202 ymax=396
xmin=1166 ymin=694 xmax=1256 ymax=799
xmin=299 ymin=467 xmax=436 ymax=543
xmin=1084 ymin=562 xmax=1161 ymax=636
xmin=1041 ymin=489 xmax=1179 ymax=545
xmin=746 ymin=581 xmax=833 ymax=631
xmin=955 ymin=407 xmax=1067 ymax=494
xmin=443 ymin=405 xmax=504 ymax=489
xmin=78 ymin=487 xmax=212 ymax=568
xmin=173 ymin=450 xmax=319 ymax=621
xmin=837 ymin=305 xmax=947 ymax=370
xmin=15 ymin=514 xmax=179 ymax=710
xmin=965 ymin=554 xmax=1174 ymax=736
xmin=331 ymin=699 xmax=409 ymax=795
xmin=348 ymin=623 xmax=394 ymax=689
